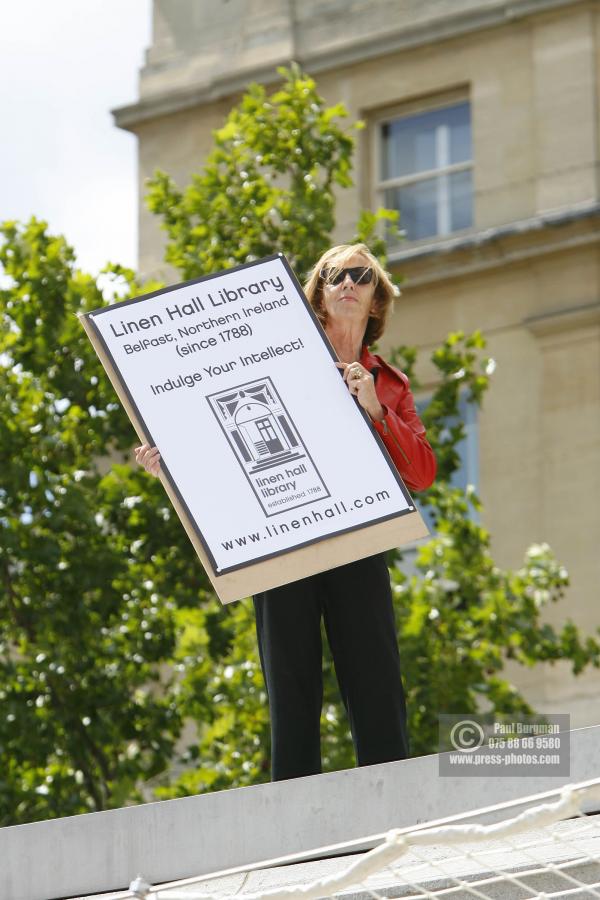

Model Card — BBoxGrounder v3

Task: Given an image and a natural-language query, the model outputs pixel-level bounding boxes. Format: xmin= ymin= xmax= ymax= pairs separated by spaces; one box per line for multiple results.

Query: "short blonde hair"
xmin=304 ymin=243 xmax=397 ymax=345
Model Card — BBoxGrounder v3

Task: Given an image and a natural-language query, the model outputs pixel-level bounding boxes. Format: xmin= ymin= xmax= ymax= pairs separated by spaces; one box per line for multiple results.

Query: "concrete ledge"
xmin=2 ymin=726 xmax=599 ymax=900
xmin=387 ymin=201 xmax=600 ymax=288
xmin=388 ymin=200 xmax=600 ymax=266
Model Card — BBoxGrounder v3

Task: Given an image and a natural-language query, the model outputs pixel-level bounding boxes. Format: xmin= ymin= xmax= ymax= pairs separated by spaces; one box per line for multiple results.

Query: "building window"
xmin=377 ymin=100 xmax=473 ymax=245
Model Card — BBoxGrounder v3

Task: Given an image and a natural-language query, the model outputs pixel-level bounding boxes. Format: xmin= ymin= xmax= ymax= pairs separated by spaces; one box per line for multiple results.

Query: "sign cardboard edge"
xmin=226 ymin=510 xmax=429 ymax=603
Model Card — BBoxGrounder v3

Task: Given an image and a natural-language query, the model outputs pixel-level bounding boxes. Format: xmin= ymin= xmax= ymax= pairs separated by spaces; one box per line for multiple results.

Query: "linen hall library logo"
xmin=206 ymin=377 xmax=330 ymax=516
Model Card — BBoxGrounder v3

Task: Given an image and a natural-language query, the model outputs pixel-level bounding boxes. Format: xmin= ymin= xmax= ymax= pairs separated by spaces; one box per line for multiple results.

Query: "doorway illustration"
xmin=206 ymin=377 xmax=330 ymax=515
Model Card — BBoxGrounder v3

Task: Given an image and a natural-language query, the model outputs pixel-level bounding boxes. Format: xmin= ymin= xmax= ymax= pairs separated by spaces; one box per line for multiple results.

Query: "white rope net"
xmin=126 ymin=780 xmax=600 ymax=900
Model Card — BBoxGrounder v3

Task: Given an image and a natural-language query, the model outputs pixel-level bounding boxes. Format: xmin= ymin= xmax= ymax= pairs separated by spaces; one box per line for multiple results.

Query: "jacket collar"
xmin=360 ymin=345 xmax=380 ymax=369
xmin=360 ymin=345 xmax=407 ymax=388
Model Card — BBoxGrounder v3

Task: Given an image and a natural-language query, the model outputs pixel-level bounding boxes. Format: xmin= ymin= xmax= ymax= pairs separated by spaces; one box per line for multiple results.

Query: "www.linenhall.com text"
xmin=221 ymin=490 xmax=392 ymax=550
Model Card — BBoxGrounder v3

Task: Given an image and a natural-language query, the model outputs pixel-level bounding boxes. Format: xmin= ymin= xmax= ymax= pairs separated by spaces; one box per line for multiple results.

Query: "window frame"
xmin=370 ymin=88 xmax=474 ymax=246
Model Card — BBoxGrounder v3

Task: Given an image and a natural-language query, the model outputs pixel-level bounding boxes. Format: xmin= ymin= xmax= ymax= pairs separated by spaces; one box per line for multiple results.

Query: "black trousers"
xmin=253 ymin=553 xmax=409 ymax=781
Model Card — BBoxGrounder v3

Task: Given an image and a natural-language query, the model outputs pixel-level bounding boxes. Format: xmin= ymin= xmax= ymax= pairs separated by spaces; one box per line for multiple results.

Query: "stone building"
xmin=114 ymin=0 xmax=600 ymax=728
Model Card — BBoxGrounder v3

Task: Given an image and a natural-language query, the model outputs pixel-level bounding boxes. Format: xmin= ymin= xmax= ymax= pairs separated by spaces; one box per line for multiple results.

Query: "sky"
xmin=0 ymin=0 xmax=152 ymax=274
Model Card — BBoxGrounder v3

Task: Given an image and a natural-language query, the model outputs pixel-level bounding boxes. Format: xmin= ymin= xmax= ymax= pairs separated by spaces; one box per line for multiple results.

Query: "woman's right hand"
xmin=134 ymin=444 xmax=161 ymax=477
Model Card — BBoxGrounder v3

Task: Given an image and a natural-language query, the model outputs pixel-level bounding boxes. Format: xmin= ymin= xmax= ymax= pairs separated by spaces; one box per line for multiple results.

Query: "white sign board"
xmin=82 ymin=254 xmax=428 ymax=601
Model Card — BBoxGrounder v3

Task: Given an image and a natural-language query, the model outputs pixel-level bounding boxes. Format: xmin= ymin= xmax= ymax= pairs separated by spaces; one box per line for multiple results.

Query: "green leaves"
xmin=146 ymin=65 xmax=357 ymax=282
xmin=391 ymin=330 xmax=492 ymax=483
xmin=391 ymin=532 xmax=591 ymax=755
xmin=0 ymin=221 xmax=185 ymax=824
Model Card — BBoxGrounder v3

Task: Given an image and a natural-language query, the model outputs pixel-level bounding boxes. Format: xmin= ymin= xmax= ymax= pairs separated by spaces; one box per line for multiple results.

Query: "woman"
xmin=135 ymin=243 xmax=436 ymax=782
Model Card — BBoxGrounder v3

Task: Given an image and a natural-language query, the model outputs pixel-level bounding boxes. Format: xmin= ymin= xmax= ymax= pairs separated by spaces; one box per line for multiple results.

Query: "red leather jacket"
xmin=361 ymin=346 xmax=436 ymax=492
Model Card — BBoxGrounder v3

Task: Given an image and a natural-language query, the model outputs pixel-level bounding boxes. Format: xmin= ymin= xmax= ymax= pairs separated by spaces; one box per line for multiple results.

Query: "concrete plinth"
xmin=1 ymin=726 xmax=599 ymax=900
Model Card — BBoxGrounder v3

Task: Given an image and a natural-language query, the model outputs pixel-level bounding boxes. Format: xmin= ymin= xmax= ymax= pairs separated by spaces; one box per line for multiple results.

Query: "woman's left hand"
xmin=337 ymin=362 xmax=385 ymax=422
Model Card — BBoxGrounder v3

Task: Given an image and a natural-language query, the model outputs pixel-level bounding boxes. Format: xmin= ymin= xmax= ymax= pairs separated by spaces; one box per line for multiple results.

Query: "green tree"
xmin=0 ymin=222 xmax=196 ymax=823
xmin=2 ymin=67 xmax=599 ymax=822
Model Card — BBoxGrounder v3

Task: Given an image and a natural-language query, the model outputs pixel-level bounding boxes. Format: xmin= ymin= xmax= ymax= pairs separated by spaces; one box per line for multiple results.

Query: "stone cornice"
xmin=524 ymin=302 xmax=600 ymax=339
xmin=112 ymin=0 xmax=588 ymax=130
xmin=388 ymin=201 xmax=600 ymax=288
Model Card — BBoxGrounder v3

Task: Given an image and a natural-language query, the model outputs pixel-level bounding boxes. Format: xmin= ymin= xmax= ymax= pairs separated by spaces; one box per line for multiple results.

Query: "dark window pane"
xmin=381 ymin=114 xmax=437 ymax=179
xmin=449 ymin=169 xmax=473 ymax=231
xmin=385 ymin=170 xmax=472 ymax=243
xmin=385 ymin=178 xmax=438 ymax=241
xmin=380 ymin=102 xmax=472 ymax=179
xmin=447 ymin=102 xmax=472 ymax=164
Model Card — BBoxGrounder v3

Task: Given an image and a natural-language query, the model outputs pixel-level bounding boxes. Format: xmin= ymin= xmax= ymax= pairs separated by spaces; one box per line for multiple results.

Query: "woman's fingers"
xmin=336 ymin=363 xmax=381 ymax=418
xmin=146 ymin=453 xmax=161 ymax=477
xmin=148 ymin=452 xmax=161 ymax=476
xmin=134 ymin=444 xmax=161 ymax=477
xmin=335 ymin=361 xmax=370 ymax=395
xmin=335 ymin=361 xmax=365 ymax=385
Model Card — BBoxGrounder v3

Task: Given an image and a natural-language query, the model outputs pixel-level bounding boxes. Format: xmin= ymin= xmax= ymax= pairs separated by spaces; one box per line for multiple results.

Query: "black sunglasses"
xmin=320 ymin=266 xmax=374 ymax=285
